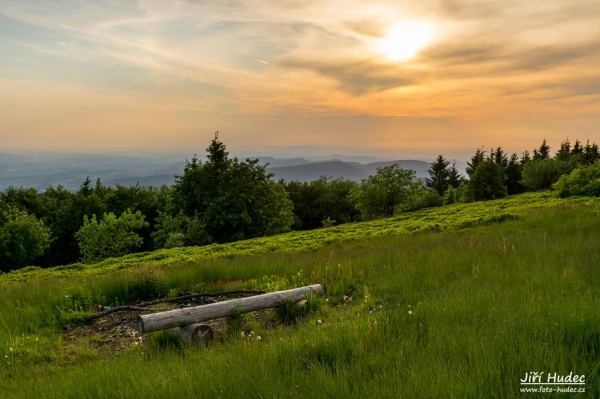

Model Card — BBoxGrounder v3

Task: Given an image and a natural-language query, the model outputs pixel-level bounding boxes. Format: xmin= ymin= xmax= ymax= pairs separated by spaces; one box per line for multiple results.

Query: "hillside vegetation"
xmin=0 ymin=192 xmax=576 ymax=284
xmin=1 ymin=192 xmax=599 ymax=398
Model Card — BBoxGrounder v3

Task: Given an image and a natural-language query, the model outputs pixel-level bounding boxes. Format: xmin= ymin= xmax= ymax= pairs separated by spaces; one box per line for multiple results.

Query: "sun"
xmin=378 ymin=21 xmax=434 ymax=61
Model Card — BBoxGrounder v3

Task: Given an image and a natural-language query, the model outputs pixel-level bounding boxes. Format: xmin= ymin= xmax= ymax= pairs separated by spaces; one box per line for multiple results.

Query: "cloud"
xmin=279 ymin=58 xmax=417 ymax=95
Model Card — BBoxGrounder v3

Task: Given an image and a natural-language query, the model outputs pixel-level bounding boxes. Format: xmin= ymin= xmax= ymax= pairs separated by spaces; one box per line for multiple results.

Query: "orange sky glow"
xmin=1 ymin=0 xmax=599 ymax=160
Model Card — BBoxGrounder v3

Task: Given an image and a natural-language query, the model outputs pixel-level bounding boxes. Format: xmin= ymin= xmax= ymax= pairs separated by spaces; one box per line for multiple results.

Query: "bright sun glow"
xmin=378 ymin=21 xmax=434 ymax=61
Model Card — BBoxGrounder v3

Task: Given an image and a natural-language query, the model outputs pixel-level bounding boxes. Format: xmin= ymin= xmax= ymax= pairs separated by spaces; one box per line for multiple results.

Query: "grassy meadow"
xmin=1 ymin=192 xmax=599 ymax=398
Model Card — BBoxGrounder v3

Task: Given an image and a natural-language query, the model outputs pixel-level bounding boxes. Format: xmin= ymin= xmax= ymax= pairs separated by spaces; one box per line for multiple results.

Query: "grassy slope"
xmin=1 ymin=192 xmax=599 ymax=398
xmin=0 ymin=192 xmax=579 ymax=284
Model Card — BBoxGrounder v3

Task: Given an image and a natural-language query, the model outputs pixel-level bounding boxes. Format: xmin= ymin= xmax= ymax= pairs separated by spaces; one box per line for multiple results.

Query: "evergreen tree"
xmin=448 ymin=162 xmax=461 ymax=189
xmin=504 ymin=153 xmax=524 ymax=195
xmin=583 ymin=140 xmax=600 ymax=165
xmin=572 ymin=139 xmax=583 ymax=156
xmin=521 ymin=150 xmax=531 ymax=164
xmin=468 ymin=160 xmax=507 ymax=201
xmin=466 ymin=148 xmax=486 ymax=177
xmin=555 ymin=138 xmax=571 ymax=161
xmin=425 ymin=155 xmax=450 ymax=196
xmin=533 ymin=139 xmax=551 ymax=160
xmin=490 ymin=147 xmax=508 ymax=169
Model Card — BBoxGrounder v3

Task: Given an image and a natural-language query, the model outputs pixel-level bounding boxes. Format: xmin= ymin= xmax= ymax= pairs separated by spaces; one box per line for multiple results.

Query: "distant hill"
xmin=267 ymin=159 xmax=431 ymax=182
xmin=0 ymin=152 xmax=438 ymax=191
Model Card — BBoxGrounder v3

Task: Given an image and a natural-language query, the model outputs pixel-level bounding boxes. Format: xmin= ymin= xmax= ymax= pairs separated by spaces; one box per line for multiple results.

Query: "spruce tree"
xmin=555 ymin=138 xmax=571 ymax=161
xmin=504 ymin=153 xmax=524 ymax=195
xmin=448 ymin=162 xmax=461 ymax=189
xmin=491 ymin=147 xmax=508 ymax=168
xmin=466 ymin=148 xmax=486 ymax=177
xmin=533 ymin=139 xmax=551 ymax=160
xmin=425 ymin=155 xmax=450 ymax=196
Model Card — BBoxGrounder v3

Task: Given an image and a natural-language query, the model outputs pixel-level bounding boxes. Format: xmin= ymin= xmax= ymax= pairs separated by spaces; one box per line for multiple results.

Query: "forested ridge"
xmin=1 ymin=133 xmax=599 ymax=271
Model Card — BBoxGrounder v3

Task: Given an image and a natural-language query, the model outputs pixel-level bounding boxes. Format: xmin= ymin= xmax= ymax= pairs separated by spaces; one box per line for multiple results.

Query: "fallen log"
xmin=165 ymin=323 xmax=214 ymax=347
xmin=137 ymin=284 xmax=324 ymax=334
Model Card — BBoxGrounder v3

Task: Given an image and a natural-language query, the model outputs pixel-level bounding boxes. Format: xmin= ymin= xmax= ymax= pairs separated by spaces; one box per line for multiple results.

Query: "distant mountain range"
xmin=267 ymin=159 xmax=431 ymax=182
xmin=0 ymin=151 xmax=461 ymax=192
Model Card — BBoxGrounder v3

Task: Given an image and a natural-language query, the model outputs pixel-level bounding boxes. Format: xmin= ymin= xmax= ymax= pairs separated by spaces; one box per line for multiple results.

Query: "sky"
xmin=1 ymin=0 xmax=599 ymax=160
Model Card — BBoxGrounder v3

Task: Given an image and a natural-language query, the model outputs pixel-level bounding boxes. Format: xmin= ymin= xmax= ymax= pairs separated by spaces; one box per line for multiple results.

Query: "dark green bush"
xmin=554 ymin=163 xmax=600 ymax=198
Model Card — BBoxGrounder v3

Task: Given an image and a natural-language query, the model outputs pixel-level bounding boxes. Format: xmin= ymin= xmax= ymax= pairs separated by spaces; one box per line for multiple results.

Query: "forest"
xmin=1 ymin=133 xmax=599 ymax=272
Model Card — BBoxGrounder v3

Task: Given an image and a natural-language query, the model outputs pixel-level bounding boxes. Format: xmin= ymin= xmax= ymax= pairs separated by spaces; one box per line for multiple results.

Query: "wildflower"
xmin=250 ymin=331 xmax=255 ymax=336
xmin=4 ymin=355 xmax=7 ymax=358
xmin=379 ymin=305 xmax=383 ymax=309
xmin=325 ymin=298 xmax=329 ymax=303
xmin=369 ymin=310 xmax=373 ymax=315
xmin=317 ymin=319 xmax=322 ymax=325
xmin=241 ymin=331 xmax=246 ymax=337
xmin=35 ymin=338 xmax=38 ymax=341
xmin=408 ymin=310 xmax=413 ymax=315
xmin=9 ymin=348 xmax=13 ymax=352
xmin=256 ymin=336 xmax=262 ymax=341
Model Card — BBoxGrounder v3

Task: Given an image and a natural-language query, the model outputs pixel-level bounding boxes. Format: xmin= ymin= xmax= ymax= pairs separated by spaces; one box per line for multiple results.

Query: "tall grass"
xmin=1 ymin=199 xmax=599 ymax=398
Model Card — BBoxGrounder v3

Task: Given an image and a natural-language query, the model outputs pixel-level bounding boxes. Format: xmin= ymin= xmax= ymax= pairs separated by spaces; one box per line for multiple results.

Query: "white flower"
xmin=379 ymin=305 xmax=383 ymax=309
xmin=408 ymin=310 xmax=413 ymax=315
xmin=325 ymin=298 xmax=329 ymax=302
xmin=369 ymin=310 xmax=373 ymax=315
xmin=256 ymin=336 xmax=262 ymax=341
xmin=9 ymin=347 xmax=13 ymax=352
xmin=317 ymin=319 xmax=322 ymax=325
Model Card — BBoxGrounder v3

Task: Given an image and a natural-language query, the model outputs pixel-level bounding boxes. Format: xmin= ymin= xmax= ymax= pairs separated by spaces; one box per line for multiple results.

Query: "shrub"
xmin=554 ymin=163 xmax=600 ymax=198
xmin=522 ymin=159 xmax=574 ymax=191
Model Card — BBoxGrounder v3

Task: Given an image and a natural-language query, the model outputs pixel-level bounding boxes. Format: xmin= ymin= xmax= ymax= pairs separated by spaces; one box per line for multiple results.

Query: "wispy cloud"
xmin=0 ymin=0 xmax=599 ymax=153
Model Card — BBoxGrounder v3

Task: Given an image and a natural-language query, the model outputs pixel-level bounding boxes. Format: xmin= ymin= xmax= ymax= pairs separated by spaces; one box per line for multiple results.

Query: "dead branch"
xmin=81 ymin=289 xmax=266 ymax=322
xmin=82 ymin=305 xmax=152 ymax=322
xmin=136 ymin=289 xmax=267 ymax=307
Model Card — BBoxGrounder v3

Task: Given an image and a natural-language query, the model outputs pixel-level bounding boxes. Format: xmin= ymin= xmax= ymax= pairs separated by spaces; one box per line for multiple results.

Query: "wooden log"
xmin=165 ymin=323 xmax=214 ymax=347
xmin=138 ymin=284 xmax=324 ymax=334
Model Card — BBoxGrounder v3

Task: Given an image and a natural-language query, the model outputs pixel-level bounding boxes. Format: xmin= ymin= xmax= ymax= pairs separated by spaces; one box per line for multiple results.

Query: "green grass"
xmin=1 ymin=192 xmax=599 ymax=398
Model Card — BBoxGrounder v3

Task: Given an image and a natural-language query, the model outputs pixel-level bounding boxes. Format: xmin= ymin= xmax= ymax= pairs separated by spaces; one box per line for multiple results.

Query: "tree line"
xmin=1 ymin=134 xmax=598 ymax=272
